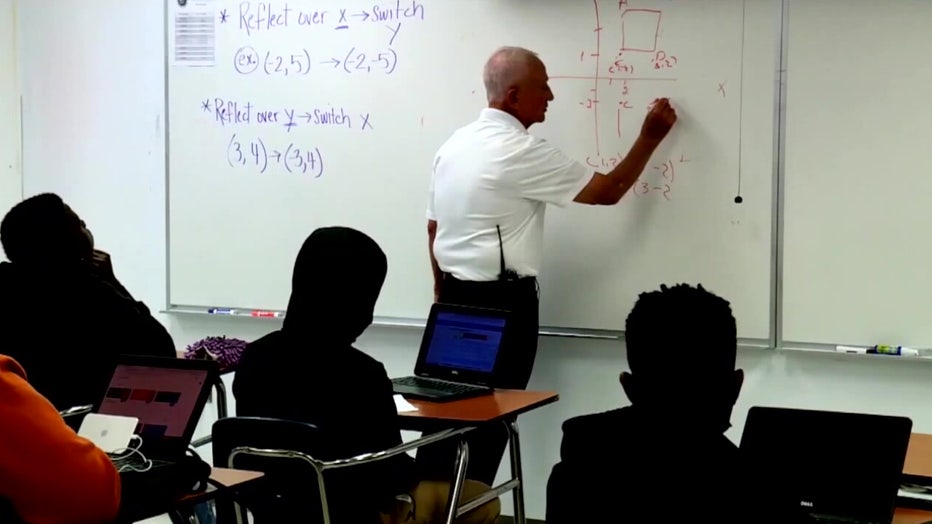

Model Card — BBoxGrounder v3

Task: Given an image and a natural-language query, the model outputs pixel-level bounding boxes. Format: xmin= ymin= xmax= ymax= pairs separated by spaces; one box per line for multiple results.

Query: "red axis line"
xmin=551 ymin=75 xmax=677 ymax=81
xmin=592 ymin=0 xmax=602 ymax=156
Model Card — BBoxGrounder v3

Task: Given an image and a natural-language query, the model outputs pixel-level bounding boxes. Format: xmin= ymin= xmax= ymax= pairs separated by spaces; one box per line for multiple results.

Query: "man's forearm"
xmin=427 ymin=220 xmax=443 ymax=294
xmin=429 ymin=243 xmax=443 ymax=288
xmin=606 ymin=135 xmax=662 ymax=196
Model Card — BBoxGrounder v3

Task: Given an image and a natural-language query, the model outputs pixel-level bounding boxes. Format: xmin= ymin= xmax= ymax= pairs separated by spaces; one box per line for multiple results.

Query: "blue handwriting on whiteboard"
xmin=206 ymin=98 xmax=372 ymax=132
xmin=234 ymin=46 xmax=398 ymax=76
xmin=227 ymin=133 xmax=325 ymax=177
xmin=238 ymin=1 xmax=424 ymax=35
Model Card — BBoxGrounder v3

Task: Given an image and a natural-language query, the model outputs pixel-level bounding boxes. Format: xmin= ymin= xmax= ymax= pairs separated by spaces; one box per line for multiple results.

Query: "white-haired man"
xmin=421 ymin=46 xmax=677 ymax=485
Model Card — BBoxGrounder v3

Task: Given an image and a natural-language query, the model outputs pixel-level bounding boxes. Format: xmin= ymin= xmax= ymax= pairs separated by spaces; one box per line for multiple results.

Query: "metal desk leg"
xmin=214 ymin=378 xmax=228 ymax=419
xmin=507 ymin=419 xmax=525 ymax=524
xmin=191 ymin=378 xmax=228 ymax=449
xmin=443 ymin=439 xmax=470 ymax=524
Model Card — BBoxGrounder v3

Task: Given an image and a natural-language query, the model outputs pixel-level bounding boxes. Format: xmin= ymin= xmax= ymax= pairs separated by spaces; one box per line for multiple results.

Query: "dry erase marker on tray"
xmin=870 ymin=345 xmax=920 ymax=357
xmin=207 ymin=308 xmax=237 ymax=315
xmin=835 ymin=345 xmax=868 ymax=354
xmin=250 ymin=310 xmax=282 ymax=318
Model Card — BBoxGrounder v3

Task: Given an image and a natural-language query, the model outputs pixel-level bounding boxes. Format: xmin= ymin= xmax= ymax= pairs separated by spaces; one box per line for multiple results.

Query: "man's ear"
xmin=505 ymin=86 xmax=520 ymax=107
xmin=620 ymin=371 xmax=638 ymax=404
xmin=730 ymin=369 xmax=745 ymax=404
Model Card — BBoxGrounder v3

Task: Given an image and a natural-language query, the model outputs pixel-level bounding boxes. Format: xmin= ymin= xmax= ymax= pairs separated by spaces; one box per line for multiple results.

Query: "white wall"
xmin=13 ymin=1 xmax=932 ymax=520
xmin=0 ymin=0 xmax=20 ymax=221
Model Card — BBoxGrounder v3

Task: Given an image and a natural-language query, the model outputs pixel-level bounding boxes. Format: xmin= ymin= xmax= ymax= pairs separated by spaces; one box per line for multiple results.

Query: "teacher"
xmin=422 ymin=46 xmax=677 ymax=484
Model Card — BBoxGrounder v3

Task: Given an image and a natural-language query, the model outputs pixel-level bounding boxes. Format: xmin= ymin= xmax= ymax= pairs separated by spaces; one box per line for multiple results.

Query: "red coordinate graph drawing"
xmin=552 ymin=0 xmax=747 ymax=204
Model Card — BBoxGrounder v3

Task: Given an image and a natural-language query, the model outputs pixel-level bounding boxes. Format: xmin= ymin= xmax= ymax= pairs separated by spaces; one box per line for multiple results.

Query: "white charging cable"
xmin=108 ymin=435 xmax=152 ymax=473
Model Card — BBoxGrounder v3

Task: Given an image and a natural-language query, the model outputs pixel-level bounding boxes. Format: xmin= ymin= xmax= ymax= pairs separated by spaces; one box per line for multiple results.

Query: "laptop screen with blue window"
xmin=423 ymin=311 xmax=506 ymax=373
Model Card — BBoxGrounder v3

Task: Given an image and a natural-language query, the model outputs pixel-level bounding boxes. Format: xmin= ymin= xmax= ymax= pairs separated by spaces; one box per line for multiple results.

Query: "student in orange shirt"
xmin=0 ymin=354 xmax=121 ymax=524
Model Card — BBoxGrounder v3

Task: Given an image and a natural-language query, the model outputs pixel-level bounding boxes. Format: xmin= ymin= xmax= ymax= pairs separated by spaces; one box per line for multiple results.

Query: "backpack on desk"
xmin=184 ymin=336 xmax=247 ymax=373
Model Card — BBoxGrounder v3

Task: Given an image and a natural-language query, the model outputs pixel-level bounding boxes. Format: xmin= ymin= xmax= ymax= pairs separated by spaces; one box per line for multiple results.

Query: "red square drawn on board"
xmin=621 ymin=9 xmax=662 ymax=53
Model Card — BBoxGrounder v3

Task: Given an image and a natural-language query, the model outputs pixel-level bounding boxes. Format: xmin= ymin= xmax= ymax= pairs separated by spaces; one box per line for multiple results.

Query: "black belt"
xmin=443 ymin=273 xmax=536 ymax=284
xmin=442 ymin=274 xmax=538 ymax=297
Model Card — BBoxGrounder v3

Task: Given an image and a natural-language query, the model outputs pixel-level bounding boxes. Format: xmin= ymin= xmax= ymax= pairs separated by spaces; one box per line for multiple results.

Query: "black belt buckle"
xmin=499 ymin=268 xmax=521 ymax=282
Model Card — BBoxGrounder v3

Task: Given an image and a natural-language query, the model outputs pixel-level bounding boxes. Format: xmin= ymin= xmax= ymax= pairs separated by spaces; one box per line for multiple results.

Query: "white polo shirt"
xmin=427 ymin=108 xmax=593 ymax=281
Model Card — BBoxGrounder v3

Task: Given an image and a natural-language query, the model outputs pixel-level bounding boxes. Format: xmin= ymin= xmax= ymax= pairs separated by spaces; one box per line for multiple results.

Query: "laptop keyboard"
xmin=392 ymin=376 xmax=489 ymax=394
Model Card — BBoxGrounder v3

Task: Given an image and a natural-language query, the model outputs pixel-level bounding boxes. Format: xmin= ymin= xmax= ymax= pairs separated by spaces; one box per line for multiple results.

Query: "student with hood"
xmin=233 ymin=226 xmax=500 ymax=524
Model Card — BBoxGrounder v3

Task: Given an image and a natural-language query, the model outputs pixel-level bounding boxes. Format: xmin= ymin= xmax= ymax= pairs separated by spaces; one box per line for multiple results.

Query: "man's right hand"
xmin=574 ymin=97 xmax=679 ymax=205
xmin=640 ymin=98 xmax=677 ymax=143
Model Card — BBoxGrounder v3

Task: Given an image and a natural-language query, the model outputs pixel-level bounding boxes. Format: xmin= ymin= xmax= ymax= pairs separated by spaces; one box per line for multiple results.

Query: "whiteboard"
xmin=781 ymin=0 xmax=932 ymax=347
xmin=168 ymin=0 xmax=778 ymax=338
xmin=0 ymin=0 xmax=19 ymax=222
xmin=19 ymin=0 xmax=167 ymax=302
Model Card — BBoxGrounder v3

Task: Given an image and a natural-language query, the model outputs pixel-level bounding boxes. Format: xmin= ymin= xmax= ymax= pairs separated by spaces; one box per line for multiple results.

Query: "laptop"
xmin=391 ymin=303 xmax=512 ymax=402
xmin=93 ymin=355 xmax=219 ymax=466
xmin=739 ymin=406 xmax=912 ymax=524
xmin=78 ymin=413 xmax=139 ymax=453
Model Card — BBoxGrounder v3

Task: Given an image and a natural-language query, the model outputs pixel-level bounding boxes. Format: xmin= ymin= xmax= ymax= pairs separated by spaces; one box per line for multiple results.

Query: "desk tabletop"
xmin=209 ymin=467 xmax=264 ymax=486
xmin=906 ymin=433 xmax=932 ymax=480
xmin=895 ymin=507 xmax=932 ymax=524
xmin=176 ymin=468 xmax=264 ymax=506
xmin=399 ymin=389 xmax=558 ymax=426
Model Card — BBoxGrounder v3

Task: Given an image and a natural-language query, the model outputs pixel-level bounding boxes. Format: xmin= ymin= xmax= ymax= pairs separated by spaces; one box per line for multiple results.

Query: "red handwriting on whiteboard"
xmin=633 ymin=157 xmax=688 ymax=201
xmin=655 ymin=159 xmax=676 ymax=182
xmin=550 ymin=3 xmax=679 ymax=173
xmin=609 ymin=58 xmax=635 ymax=75
xmin=586 ymin=153 xmax=625 ymax=170
xmin=634 ymin=181 xmax=672 ymax=200
xmin=651 ymin=50 xmax=677 ymax=70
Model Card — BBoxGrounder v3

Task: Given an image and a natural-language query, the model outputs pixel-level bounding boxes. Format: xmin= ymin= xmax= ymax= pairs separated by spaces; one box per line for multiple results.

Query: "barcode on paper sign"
xmin=174 ymin=12 xmax=215 ymax=65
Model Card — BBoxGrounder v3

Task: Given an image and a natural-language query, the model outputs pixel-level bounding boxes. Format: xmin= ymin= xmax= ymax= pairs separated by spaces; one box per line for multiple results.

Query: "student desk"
xmin=897 ymin=434 xmax=932 ymax=522
xmin=177 ymin=467 xmax=263 ymax=506
xmin=398 ymin=390 xmax=559 ymax=524
xmin=906 ymin=433 xmax=932 ymax=481
xmin=895 ymin=507 xmax=932 ymax=524
xmin=126 ymin=467 xmax=263 ymax=523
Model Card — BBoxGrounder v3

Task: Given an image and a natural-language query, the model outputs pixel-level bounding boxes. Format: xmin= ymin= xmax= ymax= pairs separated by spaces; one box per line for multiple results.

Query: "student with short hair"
xmin=547 ymin=284 xmax=744 ymax=523
xmin=0 ymin=193 xmax=175 ymax=411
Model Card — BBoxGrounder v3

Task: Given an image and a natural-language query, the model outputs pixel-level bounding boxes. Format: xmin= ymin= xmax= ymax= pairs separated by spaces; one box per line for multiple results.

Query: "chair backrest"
xmin=211 ymin=417 xmax=331 ymax=524
xmin=58 ymin=404 xmax=93 ymax=432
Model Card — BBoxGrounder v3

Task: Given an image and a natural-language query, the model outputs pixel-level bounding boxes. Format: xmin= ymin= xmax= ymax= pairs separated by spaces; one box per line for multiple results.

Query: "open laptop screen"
xmin=98 ymin=360 xmax=212 ymax=453
xmin=739 ymin=407 xmax=911 ymax=523
xmin=424 ymin=311 xmax=506 ymax=373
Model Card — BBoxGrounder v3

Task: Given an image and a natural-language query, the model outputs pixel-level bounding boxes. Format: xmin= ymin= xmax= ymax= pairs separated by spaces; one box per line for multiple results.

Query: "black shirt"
xmin=0 ymin=261 xmax=175 ymax=410
xmin=233 ymin=332 xmax=418 ymax=524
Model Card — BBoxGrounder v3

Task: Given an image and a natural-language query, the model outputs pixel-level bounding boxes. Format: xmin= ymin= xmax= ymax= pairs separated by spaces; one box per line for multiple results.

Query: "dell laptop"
xmin=94 ymin=355 xmax=219 ymax=466
xmin=740 ymin=406 xmax=912 ymax=524
xmin=391 ymin=303 xmax=512 ymax=402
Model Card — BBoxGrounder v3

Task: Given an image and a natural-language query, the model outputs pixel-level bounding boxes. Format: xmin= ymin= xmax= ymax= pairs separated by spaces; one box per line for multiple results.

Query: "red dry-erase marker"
xmin=250 ymin=310 xmax=281 ymax=318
